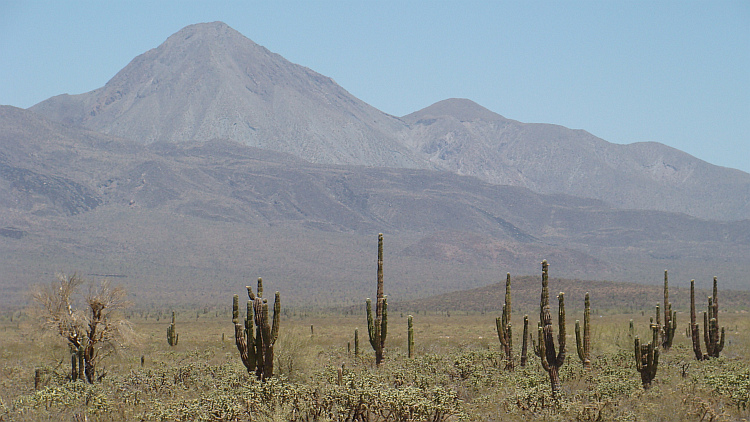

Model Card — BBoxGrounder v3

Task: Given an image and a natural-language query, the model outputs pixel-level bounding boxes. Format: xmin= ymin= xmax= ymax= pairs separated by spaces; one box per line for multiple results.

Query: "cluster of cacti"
xmin=496 ymin=273 xmax=513 ymax=370
xmin=690 ymin=277 xmax=725 ymax=360
xmin=661 ymin=270 xmax=677 ymax=350
xmin=634 ymin=320 xmax=660 ymax=389
xmin=232 ymin=277 xmax=280 ymax=380
xmin=367 ymin=233 xmax=388 ymax=366
xmin=407 ymin=315 xmax=414 ymax=359
xmin=166 ymin=311 xmax=179 ymax=346
xmin=575 ymin=292 xmax=591 ymax=369
xmin=537 ymin=260 xmax=566 ymax=394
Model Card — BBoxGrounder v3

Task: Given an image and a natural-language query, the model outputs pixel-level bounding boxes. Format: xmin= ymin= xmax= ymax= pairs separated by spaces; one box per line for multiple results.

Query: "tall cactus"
xmin=634 ymin=321 xmax=660 ymax=389
xmin=232 ymin=277 xmax=280 ymax=380
xmin=407 ymin=315 xmax=414 ymax=359
xmin=661 ymin=270 xmax=676 ymax=350
xmin=166 ymin=311 xmax=179 ymax=346
xmin=367 ymin=233 xmax=388 ymax=366
xmin=496 ymin=273 xmax=513 ymax=370
xmin=575 ymin=292 xmax=591 ymax=369
xmin=538 ymin=260 xmax=566 ymax=394
xmin=690 ymin=277 xmax=725 ymax=360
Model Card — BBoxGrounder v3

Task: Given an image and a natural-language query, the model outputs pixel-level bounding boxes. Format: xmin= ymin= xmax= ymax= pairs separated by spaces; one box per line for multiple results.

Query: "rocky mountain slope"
xmin=1 ymin=105 xmax=748 ymax=307
xmin=30 ymin=22 xmax=750 ymax=221
xmin=402 ymin=98 xmax=750 ymax=221
xmin=30 ymin=22 xmax=422 ymax=169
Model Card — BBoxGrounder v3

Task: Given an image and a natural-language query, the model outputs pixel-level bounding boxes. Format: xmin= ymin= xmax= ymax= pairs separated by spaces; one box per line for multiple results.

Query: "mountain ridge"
xmin=25 ymin=21 xmax=750 ymax=222
xmin=2 ymin=105 xmax=749 ymax=307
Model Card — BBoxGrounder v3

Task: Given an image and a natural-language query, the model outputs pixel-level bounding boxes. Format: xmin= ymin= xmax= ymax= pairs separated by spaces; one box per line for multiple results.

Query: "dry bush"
xmin=29 ymin=273 xmax=133 ymax=383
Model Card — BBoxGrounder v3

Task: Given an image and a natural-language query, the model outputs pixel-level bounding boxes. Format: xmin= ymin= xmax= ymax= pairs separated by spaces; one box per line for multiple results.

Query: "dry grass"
xmin=1 ymin=308 xmax=749 ymax=421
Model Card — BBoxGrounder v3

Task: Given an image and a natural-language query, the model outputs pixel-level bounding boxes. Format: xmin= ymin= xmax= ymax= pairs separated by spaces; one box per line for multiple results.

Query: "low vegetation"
xmin=2 ymin=308 xmax=750 ymax=421
xmin=1 ymin=237 xmax=747 ymax=420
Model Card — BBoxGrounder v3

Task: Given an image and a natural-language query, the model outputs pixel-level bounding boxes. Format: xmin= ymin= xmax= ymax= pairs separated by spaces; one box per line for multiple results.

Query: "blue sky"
xmin=1 ymin=1 xmax=748 ymax=173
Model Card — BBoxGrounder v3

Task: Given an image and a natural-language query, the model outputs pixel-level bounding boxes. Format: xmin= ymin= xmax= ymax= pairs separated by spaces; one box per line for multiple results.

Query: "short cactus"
xmin=574 ymin=292 xmax=591 ymax=369
xmin=496 ymin=273 xmax=513 ymax=370
xmin=407 ymin=315 xmax=414 ymax=359
xmin=166 ymin=311 xmax=179 ymax=346
xmin=520 ymin=315 xmax=529 ymax=367
xmin=635 ymin=321 xmax=660 ymax=389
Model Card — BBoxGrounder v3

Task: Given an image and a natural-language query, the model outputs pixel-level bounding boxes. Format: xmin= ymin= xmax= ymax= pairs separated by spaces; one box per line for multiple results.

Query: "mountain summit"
xmin=29 ymin=22 xmax=750 ymax=221
xmin=31 ymin=22 xmax=422 ymax=168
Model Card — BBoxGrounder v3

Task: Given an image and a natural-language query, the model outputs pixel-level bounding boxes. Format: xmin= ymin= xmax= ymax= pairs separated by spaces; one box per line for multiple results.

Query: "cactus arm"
xmin=539 ymin=325 xmax=549 ymax=371
xmin=233 ymin=295 xmax=240 ymax=324
xmin=233 ymin=294 xmax=256 ymax=374
xmin=575 ymin=320 xmax=583 ymax=363
xmin=703 ymin=310 xmax=710 ymax=354
xmin=689 ymin=279 xmax=704 ymax=360
xmin=634 ymin=336 xmax=643 ymax=371
xmin=556 ymin=292 xmax=566 ymax=367
xmin=380 ymin=296 xmax=388 ymax=344
xmin=366 ymin=298 xmax=375 ymax=348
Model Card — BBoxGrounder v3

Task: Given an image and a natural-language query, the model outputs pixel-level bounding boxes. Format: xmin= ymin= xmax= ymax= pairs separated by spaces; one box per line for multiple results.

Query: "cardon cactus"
xmin=407 ymin=315 xmax=414 ymax=358
xmin=354 ymin=328 xmax=359 ymax=357
xmin=496 ymin=273 xmax=513 ymax=370
xmin=574 ymin=292 xmax=591 ymax=369
xmin=232 ymin=277 xmax=280 ymax=380
xmin=538 ymin=260 xmax=566 ymax=394
xmin=520 ymin=315 xmax=529 ymax=367
xmin=635 ymin=321 xmax=660 ymax=389
xmin=367 ymin=233 xmax=388 ymax=366
xmin=690 ymin=277 xmax=725 ymax=360
xmin=661 ymin=270 xmax=677 ymax=350
xmin=167 ymin=311 xmax=179 ymax=346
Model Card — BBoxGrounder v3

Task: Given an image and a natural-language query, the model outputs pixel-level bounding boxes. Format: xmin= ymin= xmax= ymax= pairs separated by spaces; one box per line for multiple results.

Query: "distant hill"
xmin=402 ymin=98 xmax=750 ymax=221
xmin=29 ymin=22 xmax=750 ymax=221
xmin=30 ymin=22 xmax=423 ymax=169
xmin=395 ymin=274 xmax=750 ymax=314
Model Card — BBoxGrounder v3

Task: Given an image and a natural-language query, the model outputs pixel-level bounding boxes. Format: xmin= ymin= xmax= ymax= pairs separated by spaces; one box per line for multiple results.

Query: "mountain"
xmin=30 ymin=22 xmax=422 ymax=169
xmin=29 ymin=22 xmax=750 ymax=221
xmin=402 ymin=98 xmax=750 ymax=221
xmin=2 ymin=105 xmax=749 ymax=308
